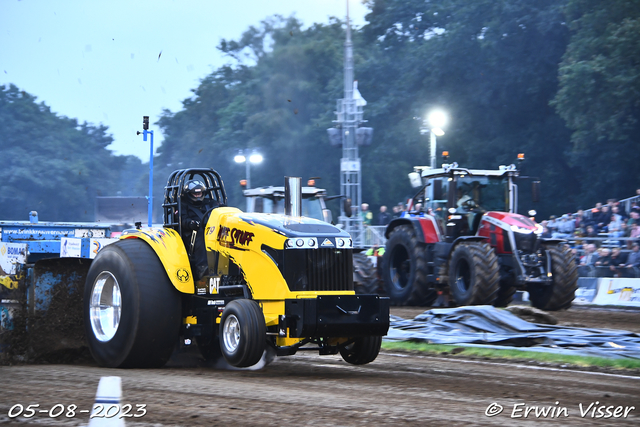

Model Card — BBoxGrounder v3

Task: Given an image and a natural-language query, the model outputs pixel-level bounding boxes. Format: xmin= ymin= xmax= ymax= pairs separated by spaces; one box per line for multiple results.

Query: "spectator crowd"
xmin=534 ymin=193 xmax=640 ymax=278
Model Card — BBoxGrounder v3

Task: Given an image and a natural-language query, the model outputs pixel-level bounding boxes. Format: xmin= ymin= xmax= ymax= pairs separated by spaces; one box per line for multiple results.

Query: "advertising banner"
xmin=591 ymin=278 xmax=640 ymax=307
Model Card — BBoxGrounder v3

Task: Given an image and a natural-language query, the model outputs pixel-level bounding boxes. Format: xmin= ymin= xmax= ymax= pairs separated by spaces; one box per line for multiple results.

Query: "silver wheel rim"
xmin=89 ymin=271 xmax=122 ymax=342
xmin=223 ymin=314 xmax=240 ymax=353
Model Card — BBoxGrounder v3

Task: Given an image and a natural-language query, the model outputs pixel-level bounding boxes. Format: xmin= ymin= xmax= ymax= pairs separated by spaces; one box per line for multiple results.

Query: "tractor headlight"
xmin=510 ymin=225 xmax=534 ymax=234
xmin=335 ymin=238 xmax=352 ymax=248
xmin=533 ymin=224 xmax=543 ymax=235
xmin=286 ymin=238 xmax=319 ymax=249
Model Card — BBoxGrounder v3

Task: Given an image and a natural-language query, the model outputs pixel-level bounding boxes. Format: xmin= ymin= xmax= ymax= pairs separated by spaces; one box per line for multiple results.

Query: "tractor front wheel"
xmin=528 ymin=244 xmax=578 ymax=311
xmin=448 ymin=242 xmax=500 ymax=306
xmin=219 ymin=299 xmax=266 ymax=368
xmin=340 ymin=336 xmax=382 ymax=365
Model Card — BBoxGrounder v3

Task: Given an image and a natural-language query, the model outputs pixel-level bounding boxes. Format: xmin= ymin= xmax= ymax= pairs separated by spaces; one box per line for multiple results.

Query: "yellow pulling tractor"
xmin=84 ymin=168 xmax=389 ymax=368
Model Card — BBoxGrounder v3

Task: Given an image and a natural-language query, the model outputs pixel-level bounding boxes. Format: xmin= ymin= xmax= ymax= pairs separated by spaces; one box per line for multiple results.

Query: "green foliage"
xmin=359 ymin=0 xmax=580 ymax=215
xmin=128 ymin=1 xmax=640 ymax=218
xmin=553 ymin=0 xmax=640 ymax=201
xmin=2 ymin=0 xmax=636 ymax=222
xmin=0 ymin=84 xmax=141 ymax=221
xmin=155 ymin=16 xmax=348 ymax=207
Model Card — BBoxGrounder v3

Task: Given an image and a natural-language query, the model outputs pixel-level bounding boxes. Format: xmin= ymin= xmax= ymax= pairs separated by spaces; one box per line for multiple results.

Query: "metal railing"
xmin=565 ymin=235 xmax=638 ymax=249
xmin=360 ymin=225 xmax=387 ymax=248
xmin=578 ymin=265 xmax=640 ymax=278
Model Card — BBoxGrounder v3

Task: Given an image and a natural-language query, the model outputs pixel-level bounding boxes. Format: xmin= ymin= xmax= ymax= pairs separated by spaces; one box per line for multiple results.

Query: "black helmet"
xmin=183 ymin=179 xmax=206 ymax=203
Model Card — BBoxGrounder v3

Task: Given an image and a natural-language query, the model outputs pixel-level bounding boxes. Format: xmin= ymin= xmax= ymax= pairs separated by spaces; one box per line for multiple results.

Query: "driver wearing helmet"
xmin=181 ymin=179 xmax=220 ymax=281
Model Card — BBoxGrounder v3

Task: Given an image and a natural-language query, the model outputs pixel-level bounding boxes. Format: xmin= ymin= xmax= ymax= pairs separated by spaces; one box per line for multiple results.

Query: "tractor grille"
xmin=280 ymin=248 xmax=353 ymax=292
xmin=513 ymin=231 xmax=539 ymax=254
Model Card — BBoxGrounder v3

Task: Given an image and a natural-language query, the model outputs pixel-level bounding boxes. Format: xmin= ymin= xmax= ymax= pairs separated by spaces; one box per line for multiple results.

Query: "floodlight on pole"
xmin=249 ymin=153 xmax=263 ymax=164
xmin=423 ymin=109 xmax=448 ymax=169
xmin=136 ymin=115 xmax=154 ymax=227
xmin=235 ymin=149 xmax=263 ymax=210
xmin=428 ymin=110 xmax=447 ymax=129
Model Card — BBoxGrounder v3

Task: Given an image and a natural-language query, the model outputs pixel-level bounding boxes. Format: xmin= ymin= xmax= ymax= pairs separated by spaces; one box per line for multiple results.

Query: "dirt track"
xmin=1 ymin=351 xmax=639 ymax=426
xmin=1 ymin=306 xmax=639 ymax=426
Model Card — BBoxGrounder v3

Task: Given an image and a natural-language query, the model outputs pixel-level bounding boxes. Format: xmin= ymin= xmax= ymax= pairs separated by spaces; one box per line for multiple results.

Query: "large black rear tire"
xmin=340 ymin=335 xmax=382 ymax=365
xmin=219 ymin=299 xmax=266 ymax=368
xmin=353 ymin=252 xmax=383 ymax=295
xmin=83 ymin=239 xmax=181 ymax=368
xmin=448 ymin=242 xmax=500 ymax=306
xmin=528 ymin=244 xmax=578 ymax=311
xmin=382 ymin=226 xmax=436 ymax=306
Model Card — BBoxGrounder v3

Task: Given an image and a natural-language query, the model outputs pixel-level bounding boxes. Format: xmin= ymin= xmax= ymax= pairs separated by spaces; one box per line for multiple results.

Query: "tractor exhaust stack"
xmin=284 ymin=177 xmax=302 ymax=217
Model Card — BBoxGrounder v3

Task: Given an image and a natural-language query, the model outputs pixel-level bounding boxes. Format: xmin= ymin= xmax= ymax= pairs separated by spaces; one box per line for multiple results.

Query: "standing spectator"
xmin=594 ymin=248 xmax=612 ymax=277
xmin=594 ymin=205 xmax=610 ymax=232
xmin=552 ymin=214 xmax=575 ymax=239
xmin=580 ymin=244 xmax=599 ymax=266
xmin=627 ymin=243 xmax=640 ymax=266
xmin=595 ymin=248 xmax=612 ymax=267
xmin=377 ymin=205 xmax=391 ymax=225
xmin=608 ymin=213 xmax=624 ymax=244
xmin=570 ymin=247 xmax=580 ymax=265
xmin=574 ymin=210 xmax=586 ymax=234
xmin=630 ymin=222 xmax=640 ymax=242
xmin=584 ymin=225 xmax=598 ymax=238
xmin=627 ymin=211 xmax=640 ymax=228
xmin=540 ymin=220 xmax=552 ymax=238
xmin=547 ymin=215 xmax=559 ymax=234
xmin=392 ymin=205 xmax=402 ymax=218
xmin=398 ymin=202 xmax=407 ymax=216
xmin=360 ymin=203 xmax=373 ymax=226
xmin=611 ymin=205 xmax=626 ymax=222
xmin=608 ymin=247 xmax=628 ymax=277
xmin=609 ymin=199 xmax=627 ymax=220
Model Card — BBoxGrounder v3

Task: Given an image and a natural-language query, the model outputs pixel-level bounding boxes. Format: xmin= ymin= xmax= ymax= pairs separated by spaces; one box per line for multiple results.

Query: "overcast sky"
xmin=2 ymin=0 xmax=369 ymax=160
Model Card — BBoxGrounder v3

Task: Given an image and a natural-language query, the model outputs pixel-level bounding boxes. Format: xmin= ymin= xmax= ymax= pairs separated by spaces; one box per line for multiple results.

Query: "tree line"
xmin=1 ymin=0 xmax=638 ymax=222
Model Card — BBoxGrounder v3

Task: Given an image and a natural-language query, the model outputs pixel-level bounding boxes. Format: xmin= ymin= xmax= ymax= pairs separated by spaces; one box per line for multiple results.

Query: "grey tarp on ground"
xmin=387 ymin=306 xmax=640 ymax=359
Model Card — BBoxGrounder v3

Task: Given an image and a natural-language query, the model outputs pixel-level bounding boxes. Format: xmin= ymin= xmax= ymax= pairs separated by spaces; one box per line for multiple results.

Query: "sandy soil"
xmin=1 ymin=349 xmax=639 ymax=426
xmin=1 ymin=306 xmax=639 ymax=426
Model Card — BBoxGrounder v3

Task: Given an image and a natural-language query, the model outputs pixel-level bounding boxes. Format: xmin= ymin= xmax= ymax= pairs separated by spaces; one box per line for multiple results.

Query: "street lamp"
xmin=421 ymin=109 xmax=448 ymax=169
xmin=137 ymin=115 xmax=154 ymax=227
xmin=234 ymin=149 xmax=263 ymax=210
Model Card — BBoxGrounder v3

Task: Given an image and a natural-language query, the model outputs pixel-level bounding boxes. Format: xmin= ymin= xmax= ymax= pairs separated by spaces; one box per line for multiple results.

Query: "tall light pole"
xmin=421 ymin=109 xmax=447 ymax=169
xmin=137 ymin=115 xmax=154 ymax=227
xmin=325 ymin=0 xmax=373 ymax=247
xmin=234 ymin=149 xmax=263 ymax=211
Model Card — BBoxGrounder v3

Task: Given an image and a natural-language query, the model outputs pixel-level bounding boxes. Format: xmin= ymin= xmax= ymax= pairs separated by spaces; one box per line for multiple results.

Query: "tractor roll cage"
xmin=162 ymin=168 xmax=227 ymax=236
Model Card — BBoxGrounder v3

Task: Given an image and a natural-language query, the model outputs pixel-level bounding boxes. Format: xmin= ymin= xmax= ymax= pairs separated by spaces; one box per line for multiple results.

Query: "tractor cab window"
xmin=253 ymin=197 xmax=264 ymax=213
xmin=425 ymin=178 xmax=449 ymax=224
xmin=454 ymin=176 xmax=509 ymax=213
xmin=301 ymin=197 xmax=323 ymax=220
xmin=254 ymin=196 xmax=324 ymax=221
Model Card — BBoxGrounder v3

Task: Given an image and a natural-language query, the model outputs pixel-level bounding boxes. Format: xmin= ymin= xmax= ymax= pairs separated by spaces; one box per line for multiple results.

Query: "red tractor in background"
xmin=381 ymin=160 xmax=578 ymax=310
